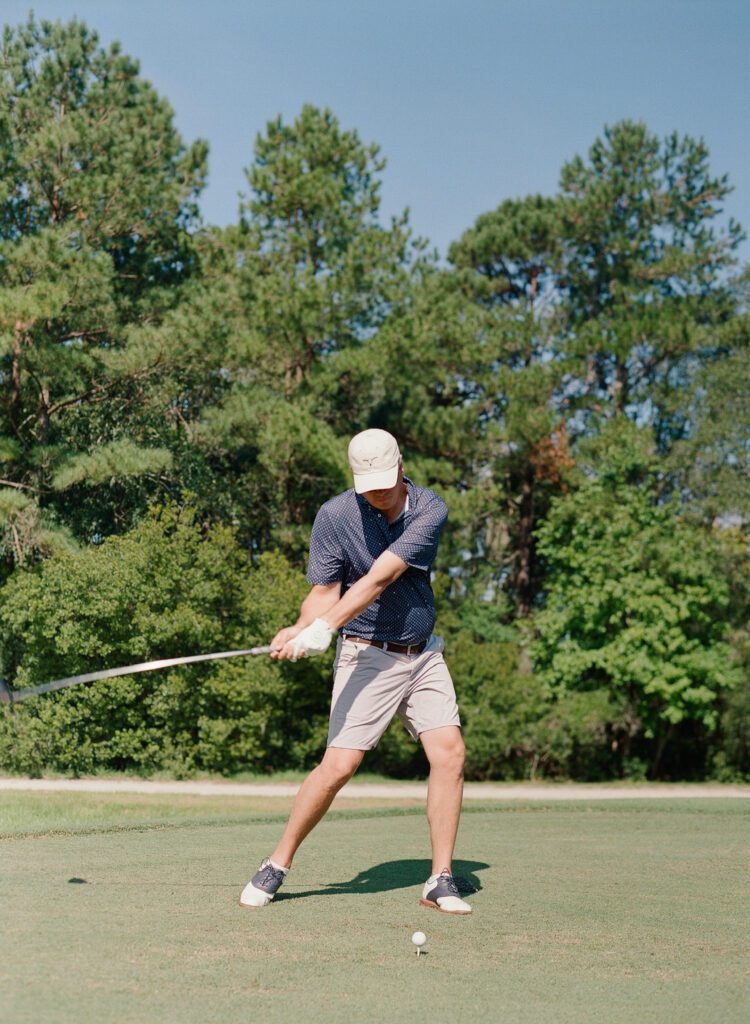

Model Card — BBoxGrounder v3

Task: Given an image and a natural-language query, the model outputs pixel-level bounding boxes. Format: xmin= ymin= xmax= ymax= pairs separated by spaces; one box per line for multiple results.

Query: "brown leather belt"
xmin=342 ymin=634 xmax=428 ymax=656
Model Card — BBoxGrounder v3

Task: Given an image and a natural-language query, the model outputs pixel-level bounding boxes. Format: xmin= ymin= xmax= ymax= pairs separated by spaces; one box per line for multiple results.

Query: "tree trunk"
xmin=516 ymin=463 xmax=536 ymax=617
xmin=38 ymin=385 xmax=51 ymax=492
xmin=611 ymin=357 xmax=628 ymax=413
xmin=651 ymin=725 xmax=674 ymax=779
xmin=11 ymin=320 xmax=24 ymax=421
xmin=39 ymin=386 xmax=50 ymax=442
xmin=10 ymin=521 xmax=24 ymax=565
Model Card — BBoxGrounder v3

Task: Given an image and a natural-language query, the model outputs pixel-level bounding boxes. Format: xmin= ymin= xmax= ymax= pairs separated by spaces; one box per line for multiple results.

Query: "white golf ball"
xmin=411 ymin=931 xmax=427 ymax=947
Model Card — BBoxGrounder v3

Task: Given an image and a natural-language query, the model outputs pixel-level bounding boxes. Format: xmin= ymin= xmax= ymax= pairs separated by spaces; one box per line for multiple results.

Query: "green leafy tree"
xmin=705 ymin=526 xmax=750 ymax=780
xmin=0 ymin=505 xmax=329 ymax=775
xmin=533 ymin=419 xmax=739 ymax=776
xmin=444 ymin=124 xmax=746 ymax=614
xmin=189 ymin=105 xmax=418 ymax=560
xmin=448 ymin=195 xmax=572 ymax=616
xmin=559 ymin=120 xmax=744 ymax=446
xmin=0 ymin=16 xmax=207 ymax=560
xmin=666 ymin=340 xmax=750 ymax=527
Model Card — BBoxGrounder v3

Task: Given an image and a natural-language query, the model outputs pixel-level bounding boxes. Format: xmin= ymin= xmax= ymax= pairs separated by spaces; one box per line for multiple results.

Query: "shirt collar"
xmin=355 ymin=476 xmax=416 ymax=518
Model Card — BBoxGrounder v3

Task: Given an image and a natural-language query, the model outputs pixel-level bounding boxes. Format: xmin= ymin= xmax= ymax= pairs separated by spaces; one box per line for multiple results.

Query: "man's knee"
xmin=423 ymin=727 xmax=465 ymax=776
xmin=317 ymin=747 xmax=364 ymax=791
xmin=445 ymin=736 xmax=466 ymax=777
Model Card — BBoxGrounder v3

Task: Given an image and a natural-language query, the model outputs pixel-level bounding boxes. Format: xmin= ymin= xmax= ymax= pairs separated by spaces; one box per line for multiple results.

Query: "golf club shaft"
xmin=0 ymin=646 xmax=274 ymax=705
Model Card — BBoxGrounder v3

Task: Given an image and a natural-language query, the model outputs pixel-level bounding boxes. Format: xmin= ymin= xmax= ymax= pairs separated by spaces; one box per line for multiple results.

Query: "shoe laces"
xmin=259 ymin=859 xmax=285 ymax=886
xmin=438 ymin=870 xmax=459 ymax=897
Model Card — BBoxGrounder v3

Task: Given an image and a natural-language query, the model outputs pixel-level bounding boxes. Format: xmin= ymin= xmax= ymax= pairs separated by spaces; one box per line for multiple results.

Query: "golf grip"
xmin=0 ymin=646 xmax=274 ymax=705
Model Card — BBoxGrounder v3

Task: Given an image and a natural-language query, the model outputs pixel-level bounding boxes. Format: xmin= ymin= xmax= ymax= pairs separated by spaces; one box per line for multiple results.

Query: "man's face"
xmin=362 ymin=465 xmax=405 ymax=512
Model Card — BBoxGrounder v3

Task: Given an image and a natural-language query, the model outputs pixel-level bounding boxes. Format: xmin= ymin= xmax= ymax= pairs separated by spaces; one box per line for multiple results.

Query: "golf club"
xmin=0 ymin=646 xmax=274 ymax=705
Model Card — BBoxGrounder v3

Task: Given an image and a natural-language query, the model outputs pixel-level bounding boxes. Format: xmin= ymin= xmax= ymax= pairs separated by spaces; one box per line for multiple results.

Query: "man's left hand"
xmin=287 ymin=618 xmax=335 ymax=661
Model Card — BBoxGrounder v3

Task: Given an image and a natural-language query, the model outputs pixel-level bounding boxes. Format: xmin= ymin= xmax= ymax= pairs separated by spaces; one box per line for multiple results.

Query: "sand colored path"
xmin=0 ymin=776 xmax=748 ymax=799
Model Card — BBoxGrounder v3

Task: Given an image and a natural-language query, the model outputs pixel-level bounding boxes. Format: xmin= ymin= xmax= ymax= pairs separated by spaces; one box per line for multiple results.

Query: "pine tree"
xmin=559 ymin=120 xmax=744 ymax=447
xmin=0 ymin=16 xmax=207 ymax=562
xmin=446 ymin=195 xmax=571 ymax=616
xmin=194 ymin=105 xmax=417 ymax=557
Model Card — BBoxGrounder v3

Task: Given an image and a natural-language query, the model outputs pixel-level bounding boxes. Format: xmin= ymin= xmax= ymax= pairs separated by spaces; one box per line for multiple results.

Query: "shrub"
xmin=0 ymin=505 xmax=330 ymax=775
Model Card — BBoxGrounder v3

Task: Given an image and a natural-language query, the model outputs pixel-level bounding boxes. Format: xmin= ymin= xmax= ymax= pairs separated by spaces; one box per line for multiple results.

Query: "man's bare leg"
xmin=420 ymin=726 xmax=465 ymax=875
xmin=270 ymin=746 xmax=365 ymax=868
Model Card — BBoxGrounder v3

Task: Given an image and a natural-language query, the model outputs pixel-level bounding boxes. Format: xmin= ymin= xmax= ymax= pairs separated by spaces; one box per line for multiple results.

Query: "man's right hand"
xmin=269 ymin=581 xmax=342 ymax=660
xmin=270 ymin=626 xmax=302 ymax=659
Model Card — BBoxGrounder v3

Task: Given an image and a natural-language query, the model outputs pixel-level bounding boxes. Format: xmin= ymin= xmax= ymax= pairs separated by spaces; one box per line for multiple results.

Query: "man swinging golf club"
xmin=240 ymin=428 xmax=471 ymax=915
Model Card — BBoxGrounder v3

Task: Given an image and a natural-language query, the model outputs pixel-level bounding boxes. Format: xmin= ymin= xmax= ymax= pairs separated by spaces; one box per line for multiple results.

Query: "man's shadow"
xmin=275 ymin=858 xmax=488 ymax=902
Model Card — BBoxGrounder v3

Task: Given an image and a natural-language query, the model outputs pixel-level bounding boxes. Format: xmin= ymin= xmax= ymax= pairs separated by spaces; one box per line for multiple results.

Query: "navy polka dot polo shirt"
xmin=306 ymin=477 xmax=448 ymax=644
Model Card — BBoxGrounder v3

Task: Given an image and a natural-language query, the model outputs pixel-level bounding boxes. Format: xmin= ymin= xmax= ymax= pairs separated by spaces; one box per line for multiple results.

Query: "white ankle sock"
xmin=428 ymin=869 xmax=450 ymax=882
xmin=269 ymin=858 xmax=289 ymax=874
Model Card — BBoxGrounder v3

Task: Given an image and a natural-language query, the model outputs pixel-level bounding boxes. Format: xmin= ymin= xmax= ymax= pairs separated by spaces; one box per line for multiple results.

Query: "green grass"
xmin=1 ymin=795 xmax=748 ymax=1024
xmin=0 ymin=790 xmax=431 ymax=838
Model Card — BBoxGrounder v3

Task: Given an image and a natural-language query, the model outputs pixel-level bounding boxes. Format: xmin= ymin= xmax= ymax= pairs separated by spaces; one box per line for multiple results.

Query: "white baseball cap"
xmin=348 ymin=429 xmax=401 ymax=494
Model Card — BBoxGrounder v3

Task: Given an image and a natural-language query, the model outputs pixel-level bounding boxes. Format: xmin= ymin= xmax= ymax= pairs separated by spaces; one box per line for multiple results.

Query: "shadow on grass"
xmin=275 ymin=858 xmax=489 ymax=902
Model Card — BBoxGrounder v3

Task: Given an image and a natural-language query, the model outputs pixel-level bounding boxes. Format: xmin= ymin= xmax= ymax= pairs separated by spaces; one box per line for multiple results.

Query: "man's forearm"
xmin=322 ymin=552 xmax=407 ymax=632
xmin=322 ymin=577 xmax=387 ymax=631
xmin=295 ymin=585 xmax=341 ymax=629
xmin=279 ymin=553 xmax=408 ymax=660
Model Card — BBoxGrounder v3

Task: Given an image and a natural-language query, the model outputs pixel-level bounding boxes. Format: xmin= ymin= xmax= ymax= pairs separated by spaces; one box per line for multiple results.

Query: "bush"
xmin=0 ymin=505 xmax=330 ymax=776
xmin=363 ymin=630 xmax=624 ymax=781
xmin=533 ymin=422 xmax=739 ymax=777
xmin=709 ymin=633 xmax=750 ymax=781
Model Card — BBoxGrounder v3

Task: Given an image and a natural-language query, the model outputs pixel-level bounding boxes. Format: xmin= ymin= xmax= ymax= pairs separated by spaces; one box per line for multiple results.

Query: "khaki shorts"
xmin=327 ymin=635 xmax=461 ymax=750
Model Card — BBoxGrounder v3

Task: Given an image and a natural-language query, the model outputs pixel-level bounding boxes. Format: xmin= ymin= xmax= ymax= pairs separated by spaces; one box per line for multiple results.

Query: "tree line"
xmin=0 ymin=16 xmax=747 ymax=780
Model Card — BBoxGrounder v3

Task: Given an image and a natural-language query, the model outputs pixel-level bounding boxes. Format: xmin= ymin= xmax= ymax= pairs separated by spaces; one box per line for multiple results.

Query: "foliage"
xmin=0 ymin=15 xmax=208 ymax=564
xmin=187 ymin=105 xmax=419 ymax=561
xmin=441 ymin=196 xmax=570 ymax=616
xmin=0 ymin=505 xmax=330 ymax=775
xmin=0 ymin=15 xmax=747 ymax=780
xmin=559 ymin=121 xmax=744 ymax=441
xmin=666 ymin=339 xmax=750 ymax=526
xmin=533 ymin=419 xmax=740 ymax=775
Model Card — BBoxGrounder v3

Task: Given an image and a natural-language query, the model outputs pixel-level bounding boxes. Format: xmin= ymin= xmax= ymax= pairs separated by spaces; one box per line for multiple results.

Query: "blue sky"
xmin=4 ymin=0 xmax=749 ymax=263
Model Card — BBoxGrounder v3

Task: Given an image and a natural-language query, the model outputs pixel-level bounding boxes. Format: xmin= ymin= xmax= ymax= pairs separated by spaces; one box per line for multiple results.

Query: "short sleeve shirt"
xmin=306 ymin=477 xmax=448 ymax=644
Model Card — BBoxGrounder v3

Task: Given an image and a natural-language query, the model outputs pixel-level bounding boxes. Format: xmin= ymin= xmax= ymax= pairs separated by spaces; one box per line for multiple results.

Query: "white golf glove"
xmin=289 ymin=618 xmax=335 ymax=661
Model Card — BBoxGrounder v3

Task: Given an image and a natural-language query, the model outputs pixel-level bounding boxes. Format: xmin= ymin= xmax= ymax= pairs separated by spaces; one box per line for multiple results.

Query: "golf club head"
xmin=0 ymin=678 xmax=13 ymax=705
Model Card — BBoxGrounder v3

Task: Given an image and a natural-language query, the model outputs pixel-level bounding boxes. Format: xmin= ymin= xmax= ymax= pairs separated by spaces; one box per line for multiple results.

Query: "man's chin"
xmin=364 ymin=493 xmax=393 ymax=507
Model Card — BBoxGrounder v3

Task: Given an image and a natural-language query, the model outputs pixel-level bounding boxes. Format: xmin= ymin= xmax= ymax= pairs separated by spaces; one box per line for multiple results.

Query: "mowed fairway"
xmin=1 ymin=793 xmax=748 ymax=1024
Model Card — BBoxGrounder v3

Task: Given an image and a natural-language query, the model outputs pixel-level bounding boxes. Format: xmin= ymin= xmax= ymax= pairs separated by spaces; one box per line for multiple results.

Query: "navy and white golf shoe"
xmin=420 ymin=869 xmax=472 ymax=915
xmin=239 ymin=857 xmax=288 ymax=908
